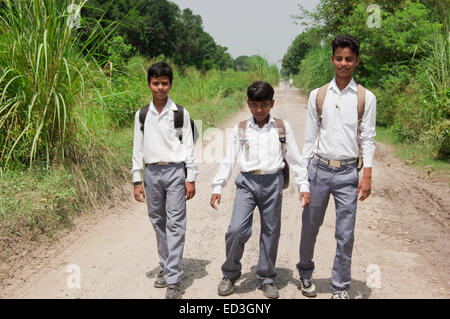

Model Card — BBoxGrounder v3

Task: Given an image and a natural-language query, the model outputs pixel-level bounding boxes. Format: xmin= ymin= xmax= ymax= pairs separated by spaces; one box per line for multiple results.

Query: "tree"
xmin=82 ymin=0 xmax=234 ymax=70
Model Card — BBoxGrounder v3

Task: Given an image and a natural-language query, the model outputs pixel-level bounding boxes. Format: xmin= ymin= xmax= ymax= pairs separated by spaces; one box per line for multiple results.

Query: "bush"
xmin=294 ymin=46 xmax=334 ymax=94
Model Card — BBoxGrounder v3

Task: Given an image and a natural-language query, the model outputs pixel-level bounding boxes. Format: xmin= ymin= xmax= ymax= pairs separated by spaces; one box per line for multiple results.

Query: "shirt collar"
xmin=150 ymin=97 xmax=177 ymax=114
xmin=330 ymin=77 xmax=357 ymax=93
xmin=249 ymin=114 xmax=275 ymax=129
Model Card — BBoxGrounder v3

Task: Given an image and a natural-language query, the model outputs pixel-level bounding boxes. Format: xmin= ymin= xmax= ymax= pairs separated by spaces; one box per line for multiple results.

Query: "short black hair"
xmin=332 ymin=35 xmax=360 ymax=57
xmin=147 ymin=61 xmax=173 ymax=84
xmin=247 ymin=81 xmax=274 ymax=101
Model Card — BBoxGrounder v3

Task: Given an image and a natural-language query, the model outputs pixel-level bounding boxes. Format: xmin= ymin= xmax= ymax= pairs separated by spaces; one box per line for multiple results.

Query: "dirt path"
xmin=1 ymin=83 xmax=449 ymax=299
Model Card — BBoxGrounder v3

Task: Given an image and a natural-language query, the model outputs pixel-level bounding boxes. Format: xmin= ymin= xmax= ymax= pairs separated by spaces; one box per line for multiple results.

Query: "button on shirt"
xmin=301 ymin=78 xmax=376 ymax=168
xmin=211 ymin=116 xmax=309 ymax=194
xmin=131 ymin=98 xmax=198 ymax=182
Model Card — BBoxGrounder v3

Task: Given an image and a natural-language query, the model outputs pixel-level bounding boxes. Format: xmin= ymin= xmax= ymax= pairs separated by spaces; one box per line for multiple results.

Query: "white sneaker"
xmin=331 ymin=291 xmax=349 ymax=299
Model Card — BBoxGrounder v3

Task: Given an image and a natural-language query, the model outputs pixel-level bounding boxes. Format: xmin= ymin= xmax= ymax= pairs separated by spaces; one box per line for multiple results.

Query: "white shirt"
xmin=302 ymin=78 xmax=376 ymax=168
xmin=211 ymin=115 xmax=309 ymax=194
xmin=131 ymin=97 xmax=198 ymax=182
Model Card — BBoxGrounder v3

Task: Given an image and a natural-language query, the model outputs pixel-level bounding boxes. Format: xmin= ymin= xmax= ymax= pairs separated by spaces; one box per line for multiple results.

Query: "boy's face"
xmin=148 ymin=76 xmax=172 ymax=101
xmin=247 ymin=99 xmax=274 ymax=123
xmin=331 ymin=47 xmax=360 ymax=79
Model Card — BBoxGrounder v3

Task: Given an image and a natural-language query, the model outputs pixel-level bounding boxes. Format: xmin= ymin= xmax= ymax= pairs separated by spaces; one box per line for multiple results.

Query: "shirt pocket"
xmin=342 ymin=106 xmax=358 ymax=130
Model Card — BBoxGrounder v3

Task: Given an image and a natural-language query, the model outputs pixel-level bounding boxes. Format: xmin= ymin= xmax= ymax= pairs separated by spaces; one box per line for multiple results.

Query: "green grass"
xmin=375 ymin=126 xmax=450 ymax=174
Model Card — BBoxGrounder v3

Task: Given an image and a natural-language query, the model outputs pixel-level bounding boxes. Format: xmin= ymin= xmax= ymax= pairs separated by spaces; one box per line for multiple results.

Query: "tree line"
xmin=82 ymin=0 xmax=255 ymax=71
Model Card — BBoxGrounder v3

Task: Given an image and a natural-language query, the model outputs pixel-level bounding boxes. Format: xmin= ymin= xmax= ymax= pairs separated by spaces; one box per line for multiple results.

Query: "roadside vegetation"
xmin=282 ymin=0 xmax=449 ymax=173
xmin=0 ymin=0 xmax=279 ymax=263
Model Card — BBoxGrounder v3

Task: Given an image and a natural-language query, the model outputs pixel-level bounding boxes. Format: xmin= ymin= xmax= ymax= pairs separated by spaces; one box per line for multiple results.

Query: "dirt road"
xmin=1 ymin=83 xmax=449 ymax=299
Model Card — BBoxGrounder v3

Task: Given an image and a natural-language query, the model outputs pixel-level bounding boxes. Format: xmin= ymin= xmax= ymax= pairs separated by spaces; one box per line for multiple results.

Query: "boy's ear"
xmin=355 ymin=55 xmax=360 ymax=66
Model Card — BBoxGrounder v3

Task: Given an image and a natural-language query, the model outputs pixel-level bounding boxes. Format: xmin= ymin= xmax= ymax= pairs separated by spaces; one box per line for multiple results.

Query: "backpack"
xmin=238 ymin=119 xmax=290 ymax=190
xmin=138 ymin=103 xmax=199 ymax=144
xmin=315 ymin=83 xmax=366 ymax=171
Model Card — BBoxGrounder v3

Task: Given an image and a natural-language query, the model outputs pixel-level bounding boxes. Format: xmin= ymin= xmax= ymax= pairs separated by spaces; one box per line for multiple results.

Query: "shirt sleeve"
xmin=210 ymin=125 xmax=240 ymax=194
xmin=360 ymin=90 xmax=377 ymax=167
xmin=301 ymin=88 xmax=320 ymax=170
xmin=284 ymin=121 xmax=310 ymax=193
xmin=182 ymin=109 xmax=198 ymax=182
xmin=131 ymin=110 xmax=144 ymax=183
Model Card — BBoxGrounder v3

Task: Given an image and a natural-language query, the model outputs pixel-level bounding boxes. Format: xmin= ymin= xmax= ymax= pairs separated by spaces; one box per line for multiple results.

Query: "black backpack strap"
xmin=174 ymin=104 xmax=184 ymax=141
xmin=174 ymin=104 xmax=184 ymax=129
xmin=139 ymin=104 xmax=150 ymax=132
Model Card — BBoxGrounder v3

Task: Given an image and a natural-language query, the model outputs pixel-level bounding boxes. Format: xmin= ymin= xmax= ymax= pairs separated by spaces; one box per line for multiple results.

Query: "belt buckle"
xmin=328 ymin=160 xmax=341 ymax=168
xmin=157 ymin=162 xmax=170 ymax=165
xmin=252 ymin=170 xmax=263 ymax=175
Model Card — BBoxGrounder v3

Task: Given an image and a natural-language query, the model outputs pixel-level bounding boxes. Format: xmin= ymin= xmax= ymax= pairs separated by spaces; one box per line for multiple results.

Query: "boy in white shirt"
xmin=210 ymin=81 xmax=310 ymax=298
xmin=296 ymin=35 xmax=376 ymax=299
xmin=131 ymin=62 xmax=197 ymax=299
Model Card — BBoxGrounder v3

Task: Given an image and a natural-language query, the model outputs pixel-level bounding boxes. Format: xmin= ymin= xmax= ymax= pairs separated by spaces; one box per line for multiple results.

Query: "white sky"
xmin=170 ymin=0 xmax=320 ymax=68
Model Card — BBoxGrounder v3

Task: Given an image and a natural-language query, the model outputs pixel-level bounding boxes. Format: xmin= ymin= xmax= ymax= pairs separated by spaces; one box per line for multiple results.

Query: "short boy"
xmin=296 ymin=35 xmax=376 ymax=299
xmin=210 ymin=81 xmax=310 ymax=299
xmin=132 ymin=62 xmax=198 ymax=299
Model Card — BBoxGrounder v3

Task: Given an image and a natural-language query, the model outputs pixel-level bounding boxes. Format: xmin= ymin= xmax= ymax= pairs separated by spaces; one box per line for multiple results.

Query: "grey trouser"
xmin=144 ymin=163 xmax=186 ymax=285
xmin=222 ymin=171 xmax=284 ymax=285
xmin=296 ymin=157 xmax=358 ymax=293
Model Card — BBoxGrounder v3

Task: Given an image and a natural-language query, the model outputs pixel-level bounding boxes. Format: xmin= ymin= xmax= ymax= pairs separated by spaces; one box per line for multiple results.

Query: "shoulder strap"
xmin=238 ymin=120 xmax=248 ymax=150
xmin=316 ymin=84 xmax=329 ymax=124
xmin=274 ymin=118 xmax=287 ymax=158
xmin=356 ymin=84 xmax=366 ymax=170
xmin=356 ymin=84 xmax=366 ymax=122
xmin=238 ymin=120 xmax=248 ymax=140
xmin=174 ymin=104 xmax=184 ymax=129
xmin=139 ymin=104 xmax=150 ymax=132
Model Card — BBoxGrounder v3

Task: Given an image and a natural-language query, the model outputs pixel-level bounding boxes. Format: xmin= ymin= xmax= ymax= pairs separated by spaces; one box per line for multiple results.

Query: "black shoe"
xmin=259 ymin=283 xmax=279 ymax=299
xmin=154 ymin=271 xmax=167 ymax=288
xmin=218 ymin=276 xmax=239 ymax=296
xmin=166 ymin=283 xmax=184 ymax=299
xmin=299 ymin=278 xmax=317 ymax=297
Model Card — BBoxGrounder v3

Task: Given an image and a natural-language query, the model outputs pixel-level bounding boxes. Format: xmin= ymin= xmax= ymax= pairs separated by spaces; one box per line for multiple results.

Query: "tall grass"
xmin=294 ymin=46 xmax=334 ymax=94
xmin=0 ymin=0 xmax=112 ymax=169
xmin=100 ymin=54 xmax=280 ymax=129
xmin=392 ymin=26 xmax=449 ymax=159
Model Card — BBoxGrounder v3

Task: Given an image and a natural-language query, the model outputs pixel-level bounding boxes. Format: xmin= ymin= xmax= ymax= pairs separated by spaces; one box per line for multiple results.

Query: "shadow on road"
xmin=146 ymin=258 xmax=210 ymax=290
xmin=235 ymin=266 xmax=295 ymax=294
xmin=235 ymin=265 xmax=372 ymax=298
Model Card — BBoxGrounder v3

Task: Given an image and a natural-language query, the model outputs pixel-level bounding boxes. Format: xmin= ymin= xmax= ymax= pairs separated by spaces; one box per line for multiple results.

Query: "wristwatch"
xmin=133 ymin=181 xmax=142 ymax=187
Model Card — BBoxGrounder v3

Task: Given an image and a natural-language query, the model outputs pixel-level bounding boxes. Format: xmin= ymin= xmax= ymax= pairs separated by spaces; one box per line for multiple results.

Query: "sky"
xmin=170 ymin=0 xmax=320 ymax=68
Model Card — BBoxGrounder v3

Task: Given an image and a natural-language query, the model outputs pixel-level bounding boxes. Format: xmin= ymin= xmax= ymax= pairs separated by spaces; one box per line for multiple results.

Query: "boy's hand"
xmin=357 ymin=177 xmax=371 ymax=201
xmin=357 ymin=168 xmax=372 ymax=201
xmin=185 ymin=181 xmax=196 ymax=200
xmin=134 ymin=185 xmax=146 ymax=202
xmin=299 ymin=192 xmax=311 ymax=208
xmin=210 ymin=194 xmax=221 ymax=210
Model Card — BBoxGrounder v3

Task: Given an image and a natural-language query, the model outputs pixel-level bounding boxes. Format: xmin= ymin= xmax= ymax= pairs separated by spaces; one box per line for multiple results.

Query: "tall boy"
xmin=132 ymin=62 xmax=197 ymax=299
xmin=210 ymin=81 xmax=310 ymax=299
xmin=296 ymin=35 xmax=376 ymax=299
